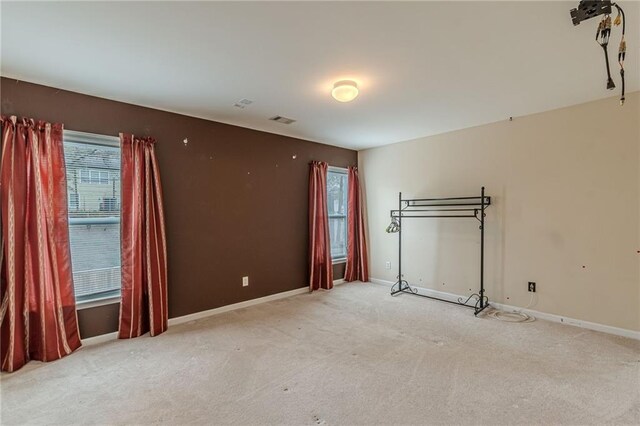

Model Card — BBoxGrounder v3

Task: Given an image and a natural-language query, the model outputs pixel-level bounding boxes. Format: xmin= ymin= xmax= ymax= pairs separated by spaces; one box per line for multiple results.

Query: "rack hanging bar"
xmin=406 ymin=195 xmax=490 ymax=201
xmin=405 ymin=196 xmax=491 ymax=205
xmin=392 ymin=214 xmax=477 ymax=219
xmin=404 ymin=201 xmax=491 ymax=208
xmin=389 ymin=186 xmax=491 ymax=316
xmin=393 ymin=208 xmax=481 ymax=212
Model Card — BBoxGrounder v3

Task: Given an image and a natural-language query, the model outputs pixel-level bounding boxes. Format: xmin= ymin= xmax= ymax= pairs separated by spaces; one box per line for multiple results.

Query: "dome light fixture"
xmin=331 ymin=80 xmax=359 ymax=102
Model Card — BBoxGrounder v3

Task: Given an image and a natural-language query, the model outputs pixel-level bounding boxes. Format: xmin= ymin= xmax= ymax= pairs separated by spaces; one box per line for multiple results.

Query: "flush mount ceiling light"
xmin=331 ymin=80 xmax=359 ymax=102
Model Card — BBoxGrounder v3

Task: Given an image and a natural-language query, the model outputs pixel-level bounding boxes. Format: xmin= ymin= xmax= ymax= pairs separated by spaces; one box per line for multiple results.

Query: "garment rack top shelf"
xmin=391 ymin=194 xmax=491 ymax=219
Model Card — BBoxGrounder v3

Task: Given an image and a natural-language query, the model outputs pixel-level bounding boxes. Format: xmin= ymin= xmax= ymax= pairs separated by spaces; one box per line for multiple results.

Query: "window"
xmin=80 ymin=169 xmax=110 ymax=184
xmin=327 ymin=167 xmax=348 ymax=261
xmin=64 ymin=130 xmax=121 ymax=303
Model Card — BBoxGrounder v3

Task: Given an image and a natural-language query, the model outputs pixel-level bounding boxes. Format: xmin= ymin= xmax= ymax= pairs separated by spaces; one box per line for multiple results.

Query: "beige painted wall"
xmin=359 ymin=92 xmax=640 ymax=331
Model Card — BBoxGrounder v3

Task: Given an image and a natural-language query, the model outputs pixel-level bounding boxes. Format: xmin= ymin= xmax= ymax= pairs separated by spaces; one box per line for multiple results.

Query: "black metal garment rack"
xmin=389 ymin=187 xmax=491 ymax=316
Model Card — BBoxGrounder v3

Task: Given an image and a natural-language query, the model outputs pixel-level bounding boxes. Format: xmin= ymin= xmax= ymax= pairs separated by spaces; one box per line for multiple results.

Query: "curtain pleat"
xmin=0 ymin=115 xmax=81 ymax=372
xmin=309 ymin=161 xmax=333 ymax=291
xmin=118 ymin=133 xmax=168 ymax=338
xmin=344 ymin=166 xmax=369 ymax=282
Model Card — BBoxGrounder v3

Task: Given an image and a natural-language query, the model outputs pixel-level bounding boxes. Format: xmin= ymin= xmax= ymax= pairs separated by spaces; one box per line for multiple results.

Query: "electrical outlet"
xmin=385 ymin=261 xmax=391 ymax=269
xmin=528 ymin=281 xmax=536 ymax=292
xmin=242 ymin=276 xmax=249 ymax=287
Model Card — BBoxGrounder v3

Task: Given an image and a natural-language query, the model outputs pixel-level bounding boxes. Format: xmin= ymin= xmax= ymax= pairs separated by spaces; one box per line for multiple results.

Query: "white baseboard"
xmin=370 ymin=278 xmax=463 ymax=303
xmin=489 ymin=301 xmax=640 ymax=340
xmin=168 ymin=286 xmax=310 ymax=327
xmin=370 ymin=277 xmax=640 ymax=340
xmin=82 ymin=278 xmax=347 ymax=346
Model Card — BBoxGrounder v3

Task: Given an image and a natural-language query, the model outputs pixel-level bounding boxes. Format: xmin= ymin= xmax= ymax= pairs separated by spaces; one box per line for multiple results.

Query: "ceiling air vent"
xmin=269 ymin=115 xmax=296 ymax=125
xmin=233 ymin=98 xmax=253 ymax=109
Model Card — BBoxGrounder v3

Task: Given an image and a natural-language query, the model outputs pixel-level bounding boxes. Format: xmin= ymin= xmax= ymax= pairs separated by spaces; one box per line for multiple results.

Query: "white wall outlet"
xmin=385 ymin=261 xmax=391 ymax=269
xmin=242 ymin=276 xmax=249 ymax=287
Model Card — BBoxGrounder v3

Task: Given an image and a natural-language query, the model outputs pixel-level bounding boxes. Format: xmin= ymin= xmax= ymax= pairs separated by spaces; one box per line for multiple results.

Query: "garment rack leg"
xmin=480 ymin=186 xmax=484 ymax=310
xmin=397 ymin=191 xmax=402 ymax=292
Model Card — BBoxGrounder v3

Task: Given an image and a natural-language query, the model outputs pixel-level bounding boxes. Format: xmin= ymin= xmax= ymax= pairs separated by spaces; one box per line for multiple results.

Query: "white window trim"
xmin=327 ymin=165 xmax=349 ymax=264
xmin=76 ymin=295 xmax=120 ymax=310
xmin=64 ymin=130 xmax=119 ymax=147
xmin=328 ymin=165 xmax=348 ymax=174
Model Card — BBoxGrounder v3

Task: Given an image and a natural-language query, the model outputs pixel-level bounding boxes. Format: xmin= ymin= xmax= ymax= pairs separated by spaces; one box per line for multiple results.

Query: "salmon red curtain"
xmin=344 ymin=166 xmax=369 ymax=282
xmin=0 ymin=116 xmax=81 ymax=372
xmin=118 ymin=133 xmax=168 ymax=338
xmin=309 ymin=161 xmax=333 ymax=291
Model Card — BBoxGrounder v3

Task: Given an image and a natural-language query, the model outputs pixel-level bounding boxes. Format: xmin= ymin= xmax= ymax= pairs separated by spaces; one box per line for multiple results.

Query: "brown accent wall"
xmin=1 ymin=78 xmax=357 ymax=338
xmin=77 ymin=303 xmax=120 ymax=338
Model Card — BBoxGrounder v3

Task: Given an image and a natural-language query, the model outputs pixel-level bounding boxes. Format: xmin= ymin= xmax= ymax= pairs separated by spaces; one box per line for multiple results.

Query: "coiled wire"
xmin=487 ymin=293 xmax=536 ymax=323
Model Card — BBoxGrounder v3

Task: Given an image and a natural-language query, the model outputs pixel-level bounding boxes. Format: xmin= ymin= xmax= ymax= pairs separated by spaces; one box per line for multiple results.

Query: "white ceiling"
xmin=1 ymin=1 xmax=638 ymax=150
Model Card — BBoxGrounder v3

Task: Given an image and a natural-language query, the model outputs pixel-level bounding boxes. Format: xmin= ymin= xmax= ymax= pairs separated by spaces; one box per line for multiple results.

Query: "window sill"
xmin=332 ymin=259 xmax=347 ymax=265
xmin=76 ymin=295 xmax=120 ymax=310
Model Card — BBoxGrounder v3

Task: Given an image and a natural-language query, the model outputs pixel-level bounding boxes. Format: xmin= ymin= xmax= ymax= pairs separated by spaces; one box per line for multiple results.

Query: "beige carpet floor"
xmin=1 ymin=282 xmax=639 ymax=425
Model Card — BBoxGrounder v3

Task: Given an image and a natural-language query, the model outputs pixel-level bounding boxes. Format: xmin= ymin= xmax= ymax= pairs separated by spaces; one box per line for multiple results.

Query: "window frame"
xmin=327 ymin=166 xmax=349 ymax=264
xmin=80 ymin=169 xmax=90 ymax=184
xmin=64 ymin=130 xmax=122 ymax=309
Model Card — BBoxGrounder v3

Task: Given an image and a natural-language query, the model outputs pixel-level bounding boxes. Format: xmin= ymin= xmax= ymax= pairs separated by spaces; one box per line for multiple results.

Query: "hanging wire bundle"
xmin=596 ymin=13 xmax=615 ymax=90
xmin=613 ymin=3 xmax=626 ymax=105
xmin=571 ymin=1 xmax=627 ymax=105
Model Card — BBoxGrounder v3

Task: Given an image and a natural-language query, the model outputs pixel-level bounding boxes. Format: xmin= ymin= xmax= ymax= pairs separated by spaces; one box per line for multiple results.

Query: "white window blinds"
xmin=63 ymin=131 xmax=121 ymax=302
xmin=327 ymin=167 xmax=348 ymax=261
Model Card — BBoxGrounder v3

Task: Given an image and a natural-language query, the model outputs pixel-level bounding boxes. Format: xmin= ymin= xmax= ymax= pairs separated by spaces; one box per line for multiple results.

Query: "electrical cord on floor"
xmin=487 ymin=293 xmax=536 ymax=323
